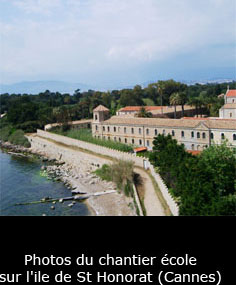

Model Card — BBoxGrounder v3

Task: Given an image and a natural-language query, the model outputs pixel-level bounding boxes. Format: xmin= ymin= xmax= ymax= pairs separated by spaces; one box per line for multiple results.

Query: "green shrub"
xmin=16 ymin=121 xmax=42 ymax=133
xmin=8 ymin=130 xmax=31 ymax=148
xmin=0 ymin=126 xmax=12 ymax=142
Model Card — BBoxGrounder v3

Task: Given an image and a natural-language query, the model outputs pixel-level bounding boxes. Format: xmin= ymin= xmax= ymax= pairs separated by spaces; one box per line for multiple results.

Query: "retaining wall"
xmin=149 ymin=164 xmax=179 ymax=216
xmin=35 ymin=129 xmax=179 ymax=216
xmin=37 ymin=129 xmax=145 ymax=168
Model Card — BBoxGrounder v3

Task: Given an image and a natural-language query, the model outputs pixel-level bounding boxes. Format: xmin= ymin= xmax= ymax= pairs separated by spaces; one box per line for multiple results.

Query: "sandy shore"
xmin=1 ymin=141 xmax=137 ymax=216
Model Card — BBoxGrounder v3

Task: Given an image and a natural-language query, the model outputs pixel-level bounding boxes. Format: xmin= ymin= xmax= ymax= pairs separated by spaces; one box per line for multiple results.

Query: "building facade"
xmin=92 ymin=90 xmax=236 ymax=152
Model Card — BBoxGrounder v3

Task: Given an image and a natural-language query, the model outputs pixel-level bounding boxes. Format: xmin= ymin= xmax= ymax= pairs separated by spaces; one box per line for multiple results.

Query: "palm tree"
xmin=179 ymin=92 xmax=187 ymax=117
xmin=158 ymin=81 xmax=165 ymax=114
xmin=170 ymin=93 xmax=180 ymax=119
xmin=188 ymin=96 xmax=200 ymax=117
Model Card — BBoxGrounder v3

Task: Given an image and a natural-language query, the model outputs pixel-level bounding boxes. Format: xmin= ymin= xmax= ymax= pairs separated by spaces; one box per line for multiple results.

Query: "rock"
xmin=59 ymin=199 xmax=64 ymax=203
xmin=68 ymin=203 xmax=74 ymax=207
xmin=51 ymin=206 xmax=55 ymax=210
xmin=89 ymin=181 xmax=95 ymax=185
xmin=52 ymin=201 xmax=56 ymax=204
xmin=42 ymin=214 xmax=47 ymax=216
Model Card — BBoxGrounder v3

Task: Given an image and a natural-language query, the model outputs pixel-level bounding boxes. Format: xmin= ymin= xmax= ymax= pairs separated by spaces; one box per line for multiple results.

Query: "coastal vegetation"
xmin=95 ymin=161 xmax=134 ymax=197
xmin=51 ymin=128 xmax=133 ymax=153
xmin=0 ymin=123 xmax=30 ymax=147
xmin=149 ymin=134 xmax=236 ymax=216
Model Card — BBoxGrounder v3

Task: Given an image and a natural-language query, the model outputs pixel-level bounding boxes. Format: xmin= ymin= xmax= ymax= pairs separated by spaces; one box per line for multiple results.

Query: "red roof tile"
xmin=226 ymin=90 xmax=236 ymax=97
xmin=134 ymin=147 xmax=147 ymax=152
xmin=187 ymin=150 xmax=201 ymax=155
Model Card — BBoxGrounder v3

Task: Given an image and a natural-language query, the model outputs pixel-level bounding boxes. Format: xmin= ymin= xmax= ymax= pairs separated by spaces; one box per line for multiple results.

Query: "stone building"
xmin=219 ymin=88 xmax=236 ymax=119
xmin=92 ymin=90 xmax=236 ymax=151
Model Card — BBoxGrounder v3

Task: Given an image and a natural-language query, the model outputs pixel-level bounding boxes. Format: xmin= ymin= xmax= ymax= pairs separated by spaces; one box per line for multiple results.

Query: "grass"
xmin=51 ymin=128 xmax=133 ymax=153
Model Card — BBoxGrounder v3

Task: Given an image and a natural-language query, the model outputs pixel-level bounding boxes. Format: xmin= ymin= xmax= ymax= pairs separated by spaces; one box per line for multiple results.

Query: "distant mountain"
xmin=0 ymin=81 xmax=92 ymax=94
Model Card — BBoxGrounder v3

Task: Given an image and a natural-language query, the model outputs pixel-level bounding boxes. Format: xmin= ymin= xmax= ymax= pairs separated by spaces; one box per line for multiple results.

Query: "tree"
xmin=136 ymin=107 xmax=152 ymax=118
xmin=169 ymin=93 xmax=180 ymax=119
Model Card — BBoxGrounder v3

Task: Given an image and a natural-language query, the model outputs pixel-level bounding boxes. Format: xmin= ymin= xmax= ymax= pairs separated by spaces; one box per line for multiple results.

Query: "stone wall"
xmin=33 ymin=130 xmax=179 ymax=215
xmin=36 ymin=130 xmax=146 ymax=168
xmin=148 ymin=163 xmax=179 ymax=216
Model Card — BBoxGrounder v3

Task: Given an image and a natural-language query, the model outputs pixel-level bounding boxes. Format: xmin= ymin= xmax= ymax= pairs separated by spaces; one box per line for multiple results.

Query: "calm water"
xmin=0 ymin=149 xmax=90 ymax=216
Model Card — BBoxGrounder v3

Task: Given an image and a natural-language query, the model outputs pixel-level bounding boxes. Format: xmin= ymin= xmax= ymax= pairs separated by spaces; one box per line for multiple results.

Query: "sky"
xmin=0 ymin=0 xmax=236 ymax=88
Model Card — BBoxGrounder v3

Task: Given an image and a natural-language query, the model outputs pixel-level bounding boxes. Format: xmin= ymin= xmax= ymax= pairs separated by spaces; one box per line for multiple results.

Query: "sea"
xmin=0 ymin=149 xmax=90 ymax=216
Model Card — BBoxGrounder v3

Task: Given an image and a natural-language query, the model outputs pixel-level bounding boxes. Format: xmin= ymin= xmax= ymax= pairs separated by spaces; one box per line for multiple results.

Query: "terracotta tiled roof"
xmin=220 ymin=103 xmax=236 ymax=109
xmin=93 ymin=105 xmax=109 ymax=112
xmin=226 ymin=90 xmax=236 ymax=97
xmin=118 ymin=105 xmax=194 ymax=113
xmin=102 ymin=116 xmax=236 ymax=130
xmin=134 ymin=147 xmax=147 ymax=152
xmin=187 ymin=150 xmax=201 ymax=155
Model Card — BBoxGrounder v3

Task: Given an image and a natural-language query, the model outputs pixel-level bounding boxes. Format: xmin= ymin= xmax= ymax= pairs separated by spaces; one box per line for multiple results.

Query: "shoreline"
xmin=0 ymin=141 xmax=136 ymax=216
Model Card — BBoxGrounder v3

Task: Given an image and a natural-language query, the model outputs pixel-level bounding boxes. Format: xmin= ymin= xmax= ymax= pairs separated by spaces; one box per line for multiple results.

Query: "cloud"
xmin=1 ymin=0 xmax=235 ymax=84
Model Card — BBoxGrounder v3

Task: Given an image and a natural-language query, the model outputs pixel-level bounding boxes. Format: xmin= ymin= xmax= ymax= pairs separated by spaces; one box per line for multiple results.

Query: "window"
xmin=114 ymin=137 xmax=117 ymax=141
xmin=147 ymin=140 xmax=150 ymax=147
xmin=163 ymin=130 xmax=165 ymax=135
xmin=172 ymin=130 xmax=175 ymax=136
xmin=197 ymin=145 xmax=200 ymax=150
xmin=181 ymin=131 xmax=185 ymax=138
xmin=139 ymin=128 xmax=142 ymax=134
xmin=233 ymin=134 xmax=236 ymax=141
xmin=108 ymin=137 xmax=110 ymax=140
xmin=119 ymin=138 xmax=121 ymax=142
xmin=124 ymin=127 xmax=126 ymax=134
xmin=131 ymin=128 xmax=134 ymax=134
xmin=155 ymin=129 xmax=158 ymax=136
xmin=221 ymin=133 xmax=225 ymax=140
xmin=103 ymin=126 xmax=105 ymax=131
xmin=197 ymin=132 xmax=200 ymax=139
xmin=95 ymin=115 xmax=98 ymax=120
xmin=230 ymin=113 xmax=232 ymax=118
xmin=191 ymin=131 xmax=194 ymax=138
xmin=132 ymin=139 xmax=135 ymax=144
xmin=118 ymin=127 xmax=120 ymax=132
xmin=95 ymin=125 xmax=98 ymax=131
xmin=191 ymin=144 xmax=195 ymax=150
xmin=211 ymin=133 xmax=214 ymax=140
xmin=108 ymin=126 xmax=110 ymax=132
xmin=114 ymin=127 xmax=116 ymax=132
xmin=125 ymin=138 xmax=127 ymax=143
xmin=146 ymin=129 xmax=149 ymax=135
xmin=139 ymin=140 xmax=142 ymax=145
xmin=202 ymin=132 xmax=206 ymax=139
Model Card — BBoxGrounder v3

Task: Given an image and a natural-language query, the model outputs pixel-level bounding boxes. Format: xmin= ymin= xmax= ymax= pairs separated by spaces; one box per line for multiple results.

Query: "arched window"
xmin=230 ymin=113 xmax=232 ymax=118
xmin=181 ymin=131 xmax=185 ymax=138
xmin=107 ymin=126 xmax=110 ymax=132
xmin=108 ymin=137 xmax=110 ymax=140
xmin=139 ymin=128 xmax=142 ymax=134
xmin=103 ymin=126 xmax=105 ymax=131
xmin=197 ymin=145 xmax=200 ymax=150
xmin=95 ymin=125 xmax=98 ymax=131
xmin=191 ymin=131 xmax=194 ymax=138
xmin=146 ymin=129 xmax=149 ymax=135
xmin=192 ymin=144 xmax=194 ymax=150
xmin=172 ymin=130 xmax=175 ymax=136
xmin=233 ymin=134 xmax=236 ymax=141
xmin=114 ymin=127 xmax=116 ymax=132
xmin=119 ymin=138 xmax=121 ymax=142
xmin=114 ymin=137 xmax=116 ymax=141
xmin=125 ymin=138 xmax=127 ymax=143
xmin=197 ymin=132 xmax=200 ymax=139
xmin=202 ymin=132 xmax=206 ymax=139
xmin=211 ymin=133 xmax=214 ymax=140
xmin=155 ymin=129 xmax=158 ymax=136
xmin=147 ymin=140 xmax=150 ymax=147
xmin=131 ymin=128 xmax=134 ymax=134
xmin=163 ymin=130 xmax=165 ymax=135
xmin=124 ymin=127 xmax=126 ymax=134
xmin=139 ymin=139 xmax=142 ymax=145
xmin=132 ymin=139 xmax=135 ymax=144
xmin=95 ymin=115 xmax=98 ymax=120
xmin=221 ymin=133 xmax=225 ymax=140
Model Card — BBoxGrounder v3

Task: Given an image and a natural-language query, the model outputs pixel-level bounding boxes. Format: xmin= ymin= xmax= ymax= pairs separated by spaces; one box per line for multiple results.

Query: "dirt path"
xmin=134 ymin=168 xmax=165 ymax=216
